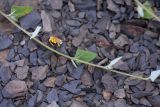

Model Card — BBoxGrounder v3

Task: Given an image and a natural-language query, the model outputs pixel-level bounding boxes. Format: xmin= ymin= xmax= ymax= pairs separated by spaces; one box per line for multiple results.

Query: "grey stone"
xmin=15 ymin=65 xmax=29 ymax=80
xmin=46 ymin=89 xmax=59 ymax=103
xmin=0 ymin=37 xmax=12 ymax=51
xmin=0 ymin=66 xmax=12 ymax=83
xmin=66 ymin=20 xmax=81 ymax=27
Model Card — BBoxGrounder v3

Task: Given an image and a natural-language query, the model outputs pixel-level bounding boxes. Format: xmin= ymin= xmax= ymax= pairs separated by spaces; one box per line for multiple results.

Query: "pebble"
xmin=43 ymin=77 xmax=56 ymax=87
xmin=50 ymin=0 xmax=63 ymax=10
xmin=139 ymin=98 xmax=152 ymax=106
xmin=28 ymin=94 xmax=37 ymax=107
xmin=148 ymin=95 xmax=160 ymax=107
xmin=30 ymin=65 xmax=48 ymax=81
xmin=46 ymin=89 xmax=59 ymax=103
xmin=0 ymin=37 xmax=12 ymax=51
xmin=55 ymin=75 xmax=65 ymax=86
xmin=81 ymin=71 xmax=93 ymax=87
xmin=114 ymin=89 xmax=126 ymax=98
xmin=55 ymin=64 xmax=67 ymax=75
xmin=101 ymin=74 xmax=118 ymax=92
xmin=47 ymin=101 xmax=59 ymax=107
xmin=102 ymin=90 xmax=112 ymax=101
xmin=7 ymin=48 xmax=15 ymax=61
xmin=66 ymin=20 xmax=81 ymax=27
xmin=114 ymin=99 xmax=127 ymax=107
xmin=15 ymin=65 xmax=29 ymax=80
xmin=2 ymin=80 xmax=27 ymax=98
xmin=20 ymin=10 xmax=41 ymax=29
xmin=70 ymin=100 xmax=88 ymax=107
xmin=51 ymin=10 xmax=61 ymax=18
xmin=107 ymin=0 xmax=119 ymax=12
xmin=0 ymin=66 xmax=12 ymax=83
xmin=112 ymin=60 xmax=130 ymax=71
xmin=69 ymin=65 xmax=84 ymax=79
xmin=29 ymin=51 xmax=38 ymax=66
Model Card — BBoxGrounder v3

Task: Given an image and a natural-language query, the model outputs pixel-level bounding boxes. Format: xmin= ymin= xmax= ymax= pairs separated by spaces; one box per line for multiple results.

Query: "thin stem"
xmin=0 ymin=10 xmax=149 ymax=81
xmin=134 ymin=0 xmax=160 ymax=22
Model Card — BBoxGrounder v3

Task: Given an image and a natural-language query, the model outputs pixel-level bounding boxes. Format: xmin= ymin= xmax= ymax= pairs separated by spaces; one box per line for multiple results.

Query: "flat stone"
xmin=69 ymin=65 xmax=84 ymax=79
xmin=30 ymin=65 xmax=48 ymax=81
xmin=70 ymin=100 xmax=88 ymax=107
xmin=29 ymin=51 xmax=38 ymax=66
xmin=43 ymin=77 xmax=56 ymax=87
xmin=114 ymin=99 xmax=127 ymax=107
xmin=66 ymin=20 xmax=81 ymax=27
xmin=63 ymin=80 xmax=81 ymax=94
xmin=55 ymin=75 xmax=65 ymax=86
xmin=20 ymin=10 xmax=41 ymax=29
xmin=148 ymin=95 xmax=160 ymax=107
xmin=107 ymin=0 xmax=119 ymax=12
xmin=85 ymin=10 xmax=97 ymax=22
xmin=41 ymin=10 xmax=52 ymax=32
xmin=101 ymin=74 xmax=118 ymax=92
xmin=7 ymin=48 xmax=15 ymax=61
xmin=47 ymin=101 xmax=59 ymax=107
xmin=15 ymin=65 xmax=29 ymax=80
xmin=114 ymin=89 xmax=126 ymax=98
xmin=95 ymin=35 xmax=111 ymax=48
xmin=102 ymin=90 xmax=112 ymax=101
xmin=0 ymin=37 xmax=12 ymax=51
xmin=15 ymin=59 xmax=26 ymax=67
xmin=132 ymin=91 xmax=152 ymax=98
xmin=113 ymin=34 xmax=129 ymax=49
xmin=28 ymin=94 xmax=37 ymax=107
xmin=140 ymin=98 xmax=152 ymax=106
xmin=46 ymin=89 xmax=59 ymax=103
xmin=55 ymin=64 xmax=67 ymax=75
xmin=2 ymin=80 xmax=27 ymax=98
xmin=17 ymin=45 xmax=30 ymax=57
xmin=81 ymin=71 xmax=93 ymax=87
xmin=0 ymin=66 xmax=12 ymax=83
xmin=50 ymin=0 xmax=63 ymax=10
xmin=51 ymin=10 xmax=61 ymax=18
xmin=27 ymin=40 xmax=37 ymax=52
xmin=112 ymin=60 xmax=130 ymax=71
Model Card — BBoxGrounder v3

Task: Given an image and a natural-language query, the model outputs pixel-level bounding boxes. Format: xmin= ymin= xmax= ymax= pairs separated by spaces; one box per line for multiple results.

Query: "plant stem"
xmin=0 ymin=10 xmax=149 ymax=81
xmin=134 ymin=0 xmax=160 ymax=22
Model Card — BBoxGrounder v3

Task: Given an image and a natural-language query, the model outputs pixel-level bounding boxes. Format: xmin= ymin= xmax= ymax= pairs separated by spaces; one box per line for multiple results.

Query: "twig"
xmin=0 ymin=10 xmax=149 ymax=81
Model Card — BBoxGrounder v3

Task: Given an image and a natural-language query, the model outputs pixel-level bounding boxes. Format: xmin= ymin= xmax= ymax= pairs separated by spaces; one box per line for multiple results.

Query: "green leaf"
xmin=10 ymin=5 xmax=33 ymax=21
xmin=143 ymin=1 xmax=154 ymax=19
xmin=74 ymin=48 xmax=97 ymax=64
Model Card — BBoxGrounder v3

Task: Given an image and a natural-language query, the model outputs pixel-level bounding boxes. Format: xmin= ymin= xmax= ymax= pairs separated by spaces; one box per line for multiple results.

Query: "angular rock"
xmin=95 ymin=35 xmax=111 ymax=48
xmin=85 ymin=10 xmax=97 ymax=22
xmin=69 ymin=65 xmax=84 ymax=79
xmin=30 ymin=65 xmax=48 ymax=80
xmin=114 ymin=89 xmax=126 ymax=98
xmin=2 ymin=80 xmax=27 ymax=98
xmin=29 ymin=51 xmax=38 ymax=66
xmin=27 ymin=40 xmax=37 ymax=52
xmin=140 ymin=98 xmax=152 ymax=106
xmin=20 ymin=10 xmax=41 ymax=29
xmin=0 ymin=37 xmax=12 ymax=51
xmin=107 ymin=0 xmax=119 ymax=12
xmin=72 ymin=26 xmax=88 ymax=47
xmin=47 ymin=101 xmax=59 ymax=107
xmin=50 ymin=0 xmax=63 ymax=10
xmin=46 ymin=89 xmax=59 ymax=103
xmin=132 ymin=91 xmax=152 ymax=98
xmin=63 ymin=80 xmax=81 ymax=94
xmin=55 ymin=65 xmax=67 ymax=75
xmin=51 ymin=10 xmax=61 ymax=18
xmin=112 ymin=60 xmax=130 ymax=71
xmin=0 ymin=66 xmax=12 ymax=83
xmin=114 ymin=99 xmax=127 ymax=107
xmin=148 ymin=96 xmax=160 ymax=107
xmin=101 ymin=74 xmax=117 ymax=92
xmin=43 ymin=77 xmax=56 ymax=87
xmin=15 ymin=59 xmax=26 ymax=67
xmin=41 ymin=10 xmax=52 ymax=32
xmin=113 ymin=34 xmax=129 ymax=49
xmin=102 ymin=90 xmax=112 ymax=101
xmin=81 ymin=71 xmax=93 ymax=87
xmin=55 ymin=75 xmax=65 ymax=86
xmin=70 ymin=100 xmax=88 ymax=107
xmin=66 ymin=20 xmax=81 ymax=27
xmin=28 ymin=94 xmax=37 ymax=107
xmin=7 ymin=48 xmax=15 ymax=61
xmin=15 ymin=65 xmax=29 ymax=80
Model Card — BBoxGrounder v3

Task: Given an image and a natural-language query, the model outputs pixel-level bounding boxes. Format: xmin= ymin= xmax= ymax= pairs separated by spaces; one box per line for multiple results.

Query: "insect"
xmin=49 ymin=36 xmax=63 ymax=46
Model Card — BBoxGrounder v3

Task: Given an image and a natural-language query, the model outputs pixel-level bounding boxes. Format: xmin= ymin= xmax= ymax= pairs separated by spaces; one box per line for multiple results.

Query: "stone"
xmin=29 ymin=51 xmax=38 ymax=66
xmin=55 ymin=75 xmax=65 ymax=86
xmin=47 ymin=101 xmax=59 ymax=107
xmin=20 ymin=10 xmax=41 ymax=29
xmin=107 ymin=0 xmax=119 ymax=12
xmin=130 ymin=43 xmax=140 ymax=53
xmin=41 ymin=10 xmax=52 ymax=32
xmin=15 ymin=65 xmax=29 ymax=80
xmin=114 ymin=89 xmax=126 ymax=98
xmin=101 ymin=74 xmax=117 ymax=92
xmin=0 ymin=99 xmax=15 ymax=107
xmin=28 ymin=95 xmax=37 ymax=107
xmin=112 ymin=60 xmax=130 ymax=71
xmin=113 ymin=34 xmax=129 ymax=49
xmin=27 ymin=40 xmax=37 ymax=52
xmin=81 ymin=71 xmax=93 ymax=87
xmin=51 ymin=10 xmax=61 ymax=18
xmin=95 ymin=35 xmax=111 ymax=48
xmin=114 ymin=99 xmax=127 ymax=107
xmin=46 ymin=89 xmax=59 ymax=103
xmin=102 ymin=90 xmax=112 ymax=101
xmin=0 ymin=37 xmax=12 ymax=51
xmin=55 ymin=65 xmax=67 ymax=75
xmin=0 ymin=66 xmax=12 ymax=83
xmin=148 ymin=95 xmax=160 ymax=107
xmin=66 ymin=20 xmax=81 ymax=27
xmin=70 ymin=100 xmax=88 ymax=107
xmin=85 ymin=10 xmax=97 ymax=22
xmin=15 ymin=59 xmax=26 ymax=67
xmin=132 ymin=91 xmax=152 ymax=98
xmin=68 ymin=1 xmax=75 ymax=12
xmin=50 ymin=0 xmax=63 ymax=10
xmin=43 ymin=77 xmax=56 ymax=87
xmin=2 ymin=80 xmax=27 ymax=98
xmin=72 ymin=26 xmax=88 ymax=47
xmin=140 ymin=98 xmax=152 ymax=106
xmin=17 ymin=45 xmax=30 ymax=57
xmin=69 ymin=65 xmax=84 ymax=79
xmin=63 ymin=80 xmax=81 ymax=94
xmin=7 ymin=48 xmax=15 ymax=61
xmin=30 ymin=65 xmax=48 ymax=80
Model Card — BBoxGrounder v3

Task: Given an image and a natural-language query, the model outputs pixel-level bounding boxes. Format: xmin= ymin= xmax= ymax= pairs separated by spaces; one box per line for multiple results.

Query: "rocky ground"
xmin=0 ymin=0 xmax=160 ymax=107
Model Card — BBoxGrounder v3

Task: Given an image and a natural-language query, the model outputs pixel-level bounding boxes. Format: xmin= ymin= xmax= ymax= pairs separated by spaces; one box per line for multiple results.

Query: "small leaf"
xmin=74 ymin=48 xmax=97 ymax=64
xmin=10 ymin=5 xmax=33 ymax=21
xmin=143 ymin=1 xmax=154 ymax=19
xmin=149 ymin=70 xmax=160 ymax=82
xmin=105 ymin=57 xmax=122 ymax=69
